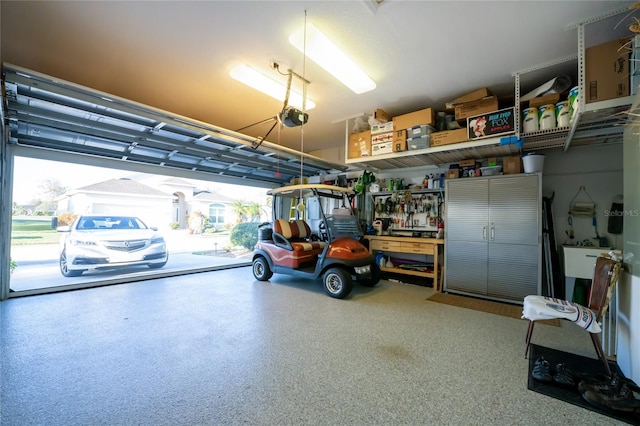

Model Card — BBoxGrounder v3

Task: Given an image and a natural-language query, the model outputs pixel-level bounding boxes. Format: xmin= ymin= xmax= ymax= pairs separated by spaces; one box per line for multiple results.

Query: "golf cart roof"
xmin=267 ymin=184 xmax=354 ymax=197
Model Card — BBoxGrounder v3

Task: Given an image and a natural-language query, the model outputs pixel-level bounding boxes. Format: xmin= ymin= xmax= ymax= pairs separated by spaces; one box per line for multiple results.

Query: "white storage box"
xmin=371 ymin=142 xmax=393 ymax=155
xmin=371 ymin=121 xmax=394 ymax=134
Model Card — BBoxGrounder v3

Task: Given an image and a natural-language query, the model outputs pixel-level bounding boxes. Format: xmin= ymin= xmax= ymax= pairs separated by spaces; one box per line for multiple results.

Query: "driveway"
xmin=9 ymin=230 xmax=251 ymax=292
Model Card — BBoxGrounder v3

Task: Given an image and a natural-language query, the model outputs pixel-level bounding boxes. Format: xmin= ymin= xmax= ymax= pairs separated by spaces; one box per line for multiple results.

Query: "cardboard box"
xmin=348 ymin=130 xmax=371 ymax=159
xmin=446 ymin=169 xmax=460 ymax=179
xmin=467 ymin=107 xmax=515 ymax=140
xmin=446 ymin=87 xmax=491 ymax=109
xmin=455 ymin=96 xmax=499 ymax=121
xmin=527 ymin=93 xmax=560 ymax=109
xmin=502 ymin=156 xmax=521 ymax=174
xmin=430 ymin=128 xmax=468 ymax=147
xmin=393 ymin=129 xmax=407 ymax=152
xmin=393 ymin=108 xmax=435 ymax=131
xmin=371 ymin=141 xmax=393 ymax=156
xmin=586 ymin=37 xmax=631 ymax=103
xmin=458 ymin=159 xmax=478 ymax=178
xmin=370 ymin=121 xmax=394 ymax=134
xmin=374 ymin=108 xmax=391 ymax=123
xmin=371 ymin=132 xmax=393 ymax=144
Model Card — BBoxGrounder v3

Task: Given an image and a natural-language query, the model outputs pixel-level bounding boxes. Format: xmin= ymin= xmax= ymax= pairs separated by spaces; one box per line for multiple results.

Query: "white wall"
xmin=618 ymin=105 xmax=640 ymax=384
xmin=616 ymin=272 xmax=639 ymax=384
xmin=541 ymin=143 xmax=624 ymax=250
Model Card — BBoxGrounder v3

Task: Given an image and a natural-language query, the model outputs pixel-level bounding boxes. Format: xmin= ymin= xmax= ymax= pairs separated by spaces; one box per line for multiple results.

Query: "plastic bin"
xmin=407 ymin=135 xmax=429 ymax=150
xmin=406 ymin=124 xmax=436 ymax=138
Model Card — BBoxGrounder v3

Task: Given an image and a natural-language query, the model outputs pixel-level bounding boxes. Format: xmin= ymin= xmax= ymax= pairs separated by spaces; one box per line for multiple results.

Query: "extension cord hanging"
xmin=296 ymin=10 xmax=309 ymax=209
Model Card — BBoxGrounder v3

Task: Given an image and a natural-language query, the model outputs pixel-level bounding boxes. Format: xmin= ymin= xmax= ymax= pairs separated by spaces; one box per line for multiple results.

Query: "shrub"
xmin=57 ymin=212 xmax=78 ymax=227
xmin=230 ymin=222 xmax=260 ymax=250
xmin=169 ymin=221 xmax=180 ymax=230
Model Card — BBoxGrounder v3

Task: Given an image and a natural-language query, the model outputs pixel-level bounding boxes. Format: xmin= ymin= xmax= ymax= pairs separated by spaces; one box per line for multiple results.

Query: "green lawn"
xmin=11 ymin=216 xmax=60 ymax=245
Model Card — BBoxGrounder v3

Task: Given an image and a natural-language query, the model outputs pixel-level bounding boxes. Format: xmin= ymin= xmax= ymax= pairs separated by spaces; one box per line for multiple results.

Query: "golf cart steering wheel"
xmin=318 ymin=220 xmax=328 ymax=241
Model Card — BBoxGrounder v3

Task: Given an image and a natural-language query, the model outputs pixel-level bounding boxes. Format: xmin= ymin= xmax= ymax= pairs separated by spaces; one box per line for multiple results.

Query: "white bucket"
xmin=523 ymin=154 xmax=545 ymax=173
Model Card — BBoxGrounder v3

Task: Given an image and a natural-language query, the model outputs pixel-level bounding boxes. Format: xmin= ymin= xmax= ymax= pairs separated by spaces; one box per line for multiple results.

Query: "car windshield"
xmin=76 ymin=216 xmax=147 ymax=230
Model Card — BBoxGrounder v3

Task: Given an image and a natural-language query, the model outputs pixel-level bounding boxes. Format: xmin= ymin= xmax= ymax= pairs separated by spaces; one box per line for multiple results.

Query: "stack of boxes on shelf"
xmin=347 ymin=87 xmax=518 ymax=159
xmin=445 ymin=155 xmax=522 ymax=179
xmin=391 ymin=107 xmax=436 ymax=152
xmin=521 ymin=36 xmax=633 ymax=135
xmin=370 ymin=119 xmax=394 ymax=155
xmin=348 ymin=107 xmax=438 ymax=158
xmin=347 ymin=35 xmax=633 ymax=160
xmin=452 ymin=89 xmax=516 ymax=143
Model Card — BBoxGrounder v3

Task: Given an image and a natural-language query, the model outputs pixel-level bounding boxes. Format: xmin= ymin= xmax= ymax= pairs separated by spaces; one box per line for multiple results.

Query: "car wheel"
xmin=360 ymin=263 xmax=381 ymax=287
xmin=59 ymin=249 xmax=83 ymax=277
xmin=252 ymin=256 xmax=272 ymax=281
xmin=148 ymin=255 xmax=168 ymax=269
xmin=323 ymin=267 xmax=352 ymax=299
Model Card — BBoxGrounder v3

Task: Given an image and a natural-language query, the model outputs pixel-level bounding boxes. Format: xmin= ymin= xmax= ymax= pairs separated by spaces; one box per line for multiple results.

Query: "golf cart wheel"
xmin=253 ymin=256 xmax=273 ymax=281
xmin=59 ymin=249 xmax=83 ymax=277
xmin=323 ymin=267 xmax=353 ymax=299
xmin=360 ymin=262 xmax=381 ymax=287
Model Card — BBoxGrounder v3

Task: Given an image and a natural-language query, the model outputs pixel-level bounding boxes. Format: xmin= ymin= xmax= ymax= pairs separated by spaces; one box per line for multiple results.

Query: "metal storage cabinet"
xmin=444 ymin=174 xmax=541 ymax=303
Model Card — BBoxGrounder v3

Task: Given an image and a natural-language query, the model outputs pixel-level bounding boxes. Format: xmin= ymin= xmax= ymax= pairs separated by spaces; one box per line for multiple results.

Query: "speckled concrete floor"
xmin=0 ymin=268 xmax=626 ymax=425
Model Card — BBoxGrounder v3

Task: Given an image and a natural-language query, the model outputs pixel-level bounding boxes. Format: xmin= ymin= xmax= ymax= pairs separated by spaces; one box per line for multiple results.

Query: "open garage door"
xmin=1 ymin=64 xmax=347 ymax=299
xmin=2 ymin=63 xmax=346 ymax=186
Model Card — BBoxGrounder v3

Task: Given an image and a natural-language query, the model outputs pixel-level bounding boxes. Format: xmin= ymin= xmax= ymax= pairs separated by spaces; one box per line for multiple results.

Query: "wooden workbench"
xmin=365 ymin=235 xmax=444 ymax=291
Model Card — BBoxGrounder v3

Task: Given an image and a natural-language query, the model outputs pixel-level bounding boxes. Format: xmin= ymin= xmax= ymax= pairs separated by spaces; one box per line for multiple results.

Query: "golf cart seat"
xmin=273 ymin=219 xmax=326 ymax=266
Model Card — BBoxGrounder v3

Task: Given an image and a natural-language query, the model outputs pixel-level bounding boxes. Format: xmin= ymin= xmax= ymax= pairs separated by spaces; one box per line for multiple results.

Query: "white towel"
xmin=522 ymin=295 xmax=600 ymax=333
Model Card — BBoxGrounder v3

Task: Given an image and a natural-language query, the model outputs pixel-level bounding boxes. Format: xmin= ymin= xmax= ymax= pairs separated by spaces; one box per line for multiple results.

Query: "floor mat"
xmin=528 ymin=344 xmax=640 ymax=425
xmin=426 ymin=292 xmax=559 ymax=326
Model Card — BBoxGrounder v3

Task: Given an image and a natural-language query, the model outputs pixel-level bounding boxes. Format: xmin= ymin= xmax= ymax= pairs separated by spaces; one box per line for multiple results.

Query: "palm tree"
xmin=231 ymin=200 xmax=248 ymax=223
xmin=246 ymin=201 xmax=266 ymax=222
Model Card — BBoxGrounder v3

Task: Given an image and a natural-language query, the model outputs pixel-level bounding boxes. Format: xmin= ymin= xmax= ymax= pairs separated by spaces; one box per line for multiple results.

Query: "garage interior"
xmin=1 ymin=1 xmax=640 ymax=424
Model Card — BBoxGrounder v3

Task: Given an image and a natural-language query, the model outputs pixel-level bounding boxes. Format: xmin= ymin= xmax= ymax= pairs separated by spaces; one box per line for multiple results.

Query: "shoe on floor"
xmin=578 ymin=373 xmax=640 ymax=394
xmin=580 ymin=374 xmax=640 ymax=413
xmin=532 ymin=356 xmax=554 ymax=383
xmin=553 ymin=363 xmax=575 ymax=387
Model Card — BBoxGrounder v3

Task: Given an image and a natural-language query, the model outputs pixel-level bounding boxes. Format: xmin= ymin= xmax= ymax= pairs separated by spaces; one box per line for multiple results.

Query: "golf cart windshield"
xmin=325 ymin=214 xmax=361 ymax=239
xmin=269 ymin=184 xmax=363 ymax=241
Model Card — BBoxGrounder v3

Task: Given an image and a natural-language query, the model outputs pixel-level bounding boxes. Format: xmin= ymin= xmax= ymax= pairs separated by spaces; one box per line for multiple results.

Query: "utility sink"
xmin=563 ymin=245 xmax=613 ymax=279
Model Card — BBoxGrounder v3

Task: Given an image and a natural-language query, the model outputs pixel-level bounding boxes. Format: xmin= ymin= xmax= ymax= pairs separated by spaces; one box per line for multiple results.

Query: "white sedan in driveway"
xmin=58 ymin=215 xmax=168 ymax=277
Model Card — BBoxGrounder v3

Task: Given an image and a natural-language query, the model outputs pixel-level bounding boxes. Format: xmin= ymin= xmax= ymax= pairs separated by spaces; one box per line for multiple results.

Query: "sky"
xmin=11 ymin=157 xmax=270 ymax=205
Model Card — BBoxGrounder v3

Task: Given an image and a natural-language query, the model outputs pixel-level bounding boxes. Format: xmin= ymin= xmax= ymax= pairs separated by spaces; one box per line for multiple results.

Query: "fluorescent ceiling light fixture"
xmin=229 ymin=64 xmax=315 ymax=110
xmin=289 ymin=23 xmax=376 ymax=94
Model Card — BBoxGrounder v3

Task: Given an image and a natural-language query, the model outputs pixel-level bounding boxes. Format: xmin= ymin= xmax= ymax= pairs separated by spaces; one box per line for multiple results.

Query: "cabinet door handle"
xmin=483 ymin=226 xmax=487 ymax=240
xmin=490 ymin=224 xmax=495 ymax=240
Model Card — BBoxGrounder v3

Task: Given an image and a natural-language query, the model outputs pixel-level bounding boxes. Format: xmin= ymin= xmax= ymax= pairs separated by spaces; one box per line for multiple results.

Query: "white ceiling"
xmin=1 ymin=0 xmax=636 ymax=158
